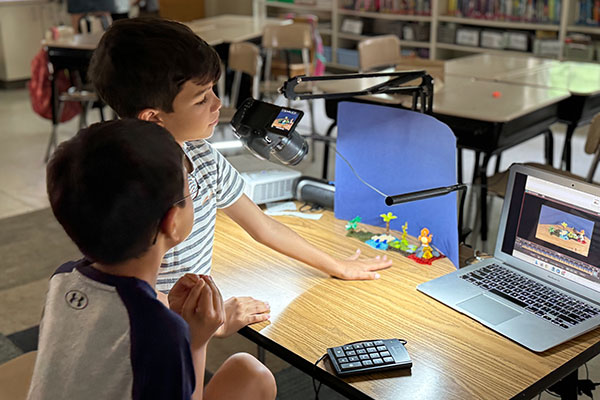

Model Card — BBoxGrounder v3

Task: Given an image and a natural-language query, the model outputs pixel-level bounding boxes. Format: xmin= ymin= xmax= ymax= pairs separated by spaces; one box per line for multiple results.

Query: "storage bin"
xmin=564 ymin=43 xmax=595 ymax=61
xmin=533 ymin=39 xmax=561 ymax=58
xmin=505 ymin=31 xmax=530 ymax=51
xmin=402 ymin=22 xmax=430 ymax=41
xmin=323 ymin=46 xmax=332 ymax=63
xmin=337 ymin=48 xmax=359 ymax=67
xmin=456 ymin=27 xmax=480 ymax=47
xmin=480 ymin=30 xmax=506 ymax=49
xmin=437 ymin=23 xmax=456 ymax=44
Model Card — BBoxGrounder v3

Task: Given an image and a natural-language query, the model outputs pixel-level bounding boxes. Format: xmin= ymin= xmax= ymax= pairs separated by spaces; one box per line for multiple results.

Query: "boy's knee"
xmin=225 ymin=353 xmax=276 ymax=398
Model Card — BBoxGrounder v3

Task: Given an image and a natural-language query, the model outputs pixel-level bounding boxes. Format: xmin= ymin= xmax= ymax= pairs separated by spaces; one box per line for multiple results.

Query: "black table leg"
xmin=545 ymin=128 xmax=554 ymax=166
xmin=479 ymin=153 xmax=492 ymax=242
xmin=548 ymin=369 xmax=578 ymax=400
xmin=561 ymin=123 xmax=577 ymax=171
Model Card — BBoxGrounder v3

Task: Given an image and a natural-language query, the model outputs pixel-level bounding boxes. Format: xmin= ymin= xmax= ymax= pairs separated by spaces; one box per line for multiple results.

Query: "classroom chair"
xmin=261 ymin=22 xmax=317 ymax=137
xmin=485 ymin=113 xmax=600 ymax=199
xmin=357 ymin=35 xmax=402 ymax=73
xmin=218 ymin=42 xmax=263 ymax=129
xmin=0 ymin=351 xmax=36 ymax=400
xmin=44 ymin=47 xmax=105 ymax=162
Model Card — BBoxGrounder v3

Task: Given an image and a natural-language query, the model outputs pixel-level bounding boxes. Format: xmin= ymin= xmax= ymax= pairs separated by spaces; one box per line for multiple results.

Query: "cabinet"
xmin=0 ymin=1 xmax=66 ymax=82
xmin=254 ymin=0 xmax=600 ymax=69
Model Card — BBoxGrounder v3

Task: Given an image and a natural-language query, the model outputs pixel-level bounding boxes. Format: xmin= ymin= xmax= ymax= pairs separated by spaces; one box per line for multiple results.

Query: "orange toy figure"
xmin=418 ymin=228 xmax=432 ymax=246
xmin=415 ymin=228 xmax=438 ymax=260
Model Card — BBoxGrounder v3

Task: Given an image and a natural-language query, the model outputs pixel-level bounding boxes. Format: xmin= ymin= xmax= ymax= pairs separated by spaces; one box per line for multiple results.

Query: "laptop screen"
xmin=500 ymin=172 xmax=600 ymax=293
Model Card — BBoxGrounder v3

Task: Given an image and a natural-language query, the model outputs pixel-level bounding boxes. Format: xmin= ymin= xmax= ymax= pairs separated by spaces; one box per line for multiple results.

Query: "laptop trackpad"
xmin=458 ymin=294 xmax=521 ymax=325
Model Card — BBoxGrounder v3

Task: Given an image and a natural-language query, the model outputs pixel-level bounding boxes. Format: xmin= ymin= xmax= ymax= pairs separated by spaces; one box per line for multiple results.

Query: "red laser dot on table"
xmin=492 ymin=91 xmax=501 ymax=98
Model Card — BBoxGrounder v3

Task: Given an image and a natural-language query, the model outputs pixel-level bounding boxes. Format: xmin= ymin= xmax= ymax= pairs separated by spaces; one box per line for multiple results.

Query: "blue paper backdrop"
xmin=334 ymin=102 xmax=459 ymax=268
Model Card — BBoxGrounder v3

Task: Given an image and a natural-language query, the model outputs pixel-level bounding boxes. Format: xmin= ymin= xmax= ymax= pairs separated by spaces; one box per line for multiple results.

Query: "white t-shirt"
xmin=157 ymin=140 xmax=244 ymax=292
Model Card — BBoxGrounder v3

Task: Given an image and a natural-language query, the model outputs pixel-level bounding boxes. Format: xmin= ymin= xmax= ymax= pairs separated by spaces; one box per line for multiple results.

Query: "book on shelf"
xmin=447 ymin=0 xmax=560 ymax=23
xmin=575 ymin=0 xmax=600 ymax=26
xmin=342 ymin=0 xmax=431 ymax=15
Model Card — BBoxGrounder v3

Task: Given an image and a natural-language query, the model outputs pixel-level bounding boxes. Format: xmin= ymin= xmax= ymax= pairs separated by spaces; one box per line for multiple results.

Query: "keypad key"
xmin=333 ymin=347 xmax=344 ymax=357
xmin=372 ymin=358 xmax=384 ymax=365
xmin=380 ymin=351 xmax=391 ymax=357
xmin=362 ymin=360 xmax=373 ymax=366
xmin=343 ymin=345 xmax=353 ymax=351
xmin=370 ymin=353 xmax=380 ymax=359
xmin=346 ymin=350 xmax=356 ymax=356
xmin=367 ymin=347 xmax=378 ymax=353
xmin=383 ymin=357 xmax=395 ymax=364
xmin=359 ymin=354 xmax=370 ymax=360
xmin=338 ymin=357 xmax=348 ymax=363
xmin=376 ymin=346 xmax=387 ymax=352
xmin=348 ymin=356 xmax=359 ymax=362
xmin=356 ymin=349 xmax=367 ymax=354
xmin=373 ymin=340 xmax=384 ymax=345
xmin=353 ymin=343 xmax=365 ymax=349
xmin=363 ymin=342 xmax=374 ymax=347
xmin=340 ymin=362 xmax=362 ymax=370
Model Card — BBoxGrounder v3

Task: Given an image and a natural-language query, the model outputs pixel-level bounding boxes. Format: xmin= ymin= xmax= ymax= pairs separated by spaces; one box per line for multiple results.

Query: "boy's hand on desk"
xmin=182 ymin=276 xmax=225 ymax=347
xmin=214 ymin=296 xmax=271 ymax=338
xmin=330 ymin=249 xmax=392 ymax=280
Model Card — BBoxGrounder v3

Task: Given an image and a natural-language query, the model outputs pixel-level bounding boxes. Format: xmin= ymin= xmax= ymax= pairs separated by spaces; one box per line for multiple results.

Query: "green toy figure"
xmin=380 ymin=212 xmax=397 ymax=235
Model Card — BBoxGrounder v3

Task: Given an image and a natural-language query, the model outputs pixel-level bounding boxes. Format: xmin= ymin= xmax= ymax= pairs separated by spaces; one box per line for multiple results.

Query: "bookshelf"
xmin=254 ymin=0 xmax=600 ymax=69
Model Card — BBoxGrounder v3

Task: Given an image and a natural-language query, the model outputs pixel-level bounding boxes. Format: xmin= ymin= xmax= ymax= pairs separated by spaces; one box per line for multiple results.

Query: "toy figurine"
xmin=578 ymin=229 xmax=587 ymax=244
xmin=345 ymin=216 xmax=362 ymax=232
xmin=414 ymin=228 xmax=440 ymax=260
xmin=559 ymin=222 xmax=570 ymax=240
xmin=380 ymin=212 xmax=397 ymax=235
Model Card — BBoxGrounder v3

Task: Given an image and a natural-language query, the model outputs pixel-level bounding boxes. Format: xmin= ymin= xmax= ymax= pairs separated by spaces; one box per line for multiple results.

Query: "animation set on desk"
xmin=230 ymin=72 xmax=600 ymax=387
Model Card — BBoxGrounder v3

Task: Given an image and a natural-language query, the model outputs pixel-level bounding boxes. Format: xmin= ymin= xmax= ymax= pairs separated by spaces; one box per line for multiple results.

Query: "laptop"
xmin=418 ymin=164 xmax=600 ymax=352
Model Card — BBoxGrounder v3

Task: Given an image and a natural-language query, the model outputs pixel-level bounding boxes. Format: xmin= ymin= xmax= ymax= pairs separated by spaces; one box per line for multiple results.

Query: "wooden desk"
xmin=211 ymin=208 xmax=600 ymax=399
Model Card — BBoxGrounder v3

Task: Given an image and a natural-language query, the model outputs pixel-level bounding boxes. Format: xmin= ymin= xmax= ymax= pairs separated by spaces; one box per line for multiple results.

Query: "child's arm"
xmin=169 ymin=274 xmax=270 ymax=338
xmin=175 ymin=275 xmax=225 ymax=400
xmin=223 ymin=195 xmax=392 ymax=280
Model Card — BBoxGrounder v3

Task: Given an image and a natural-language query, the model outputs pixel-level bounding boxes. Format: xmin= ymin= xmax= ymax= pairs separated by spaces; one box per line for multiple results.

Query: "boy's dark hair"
xmin=89 ymin=17 xmax=221 ymax=118
xmin=47 ymin=119 xmax=185 ymax=265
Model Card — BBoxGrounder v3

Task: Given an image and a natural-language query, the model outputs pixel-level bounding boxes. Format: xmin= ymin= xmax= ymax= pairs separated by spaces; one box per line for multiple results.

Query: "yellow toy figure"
xmin=417 ymin=228 xmax=434 ymax=259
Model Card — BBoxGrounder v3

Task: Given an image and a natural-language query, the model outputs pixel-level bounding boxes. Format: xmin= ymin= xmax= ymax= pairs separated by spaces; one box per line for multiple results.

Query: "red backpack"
xmin=28 ymin=48 xmax=81 ymax=122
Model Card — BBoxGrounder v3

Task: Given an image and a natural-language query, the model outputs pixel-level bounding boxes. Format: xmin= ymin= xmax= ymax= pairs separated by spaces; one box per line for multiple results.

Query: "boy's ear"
xmin=137 ymin=108 xmax=164 ymax=125
xmin=159 ymin=206 xmax=183 ymax=243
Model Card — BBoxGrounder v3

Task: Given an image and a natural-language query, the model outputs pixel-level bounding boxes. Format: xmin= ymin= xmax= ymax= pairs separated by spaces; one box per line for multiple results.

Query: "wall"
xmin=204 ymin=0 xmax=252 ymax=17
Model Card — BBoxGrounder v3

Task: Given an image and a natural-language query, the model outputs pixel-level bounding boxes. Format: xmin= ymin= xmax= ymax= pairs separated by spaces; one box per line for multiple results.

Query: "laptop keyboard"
xmin=460 ymin=264 xmax=600 ymax=329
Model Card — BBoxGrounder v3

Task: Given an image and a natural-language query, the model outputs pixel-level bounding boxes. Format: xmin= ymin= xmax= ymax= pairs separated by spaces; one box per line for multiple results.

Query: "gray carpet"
xmin=0 ymin=208 xmax=81 ymax=291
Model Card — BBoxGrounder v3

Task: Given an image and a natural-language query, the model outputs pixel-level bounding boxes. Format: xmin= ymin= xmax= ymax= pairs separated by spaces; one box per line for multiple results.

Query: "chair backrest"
xmin=0 ymin=351 xmax=37 ymax=400
xmin=228 ymin=42 xmax=262 ymax=103
xmin=584 ymin=113 xmax=600 ymax=182
xmin=262 ymin=22 xmax=313 ymax=83
xmin=262 ymin=22 xmax=312 ymax=50
xmin=358 ymin=35 xmax=402 ymax=72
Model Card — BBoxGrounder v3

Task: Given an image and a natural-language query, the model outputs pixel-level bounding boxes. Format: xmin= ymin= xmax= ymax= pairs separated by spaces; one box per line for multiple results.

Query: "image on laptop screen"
xmin=501 ymin=172 xmax=600 ymax=293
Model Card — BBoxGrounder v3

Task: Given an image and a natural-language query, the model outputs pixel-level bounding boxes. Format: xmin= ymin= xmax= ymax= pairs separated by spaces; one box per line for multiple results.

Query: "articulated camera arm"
xmin=279 ymin=71 xmax=434 ymax=114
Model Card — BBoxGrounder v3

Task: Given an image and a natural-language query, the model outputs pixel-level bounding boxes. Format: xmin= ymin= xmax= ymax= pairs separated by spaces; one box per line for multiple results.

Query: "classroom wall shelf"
xmin=255 ymin=0 xmax=600 ymax=67
xmin=438 ymin=16 xmax=561 ymax=31
xmin=338 ymin=8 xmax=432 ymax=21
